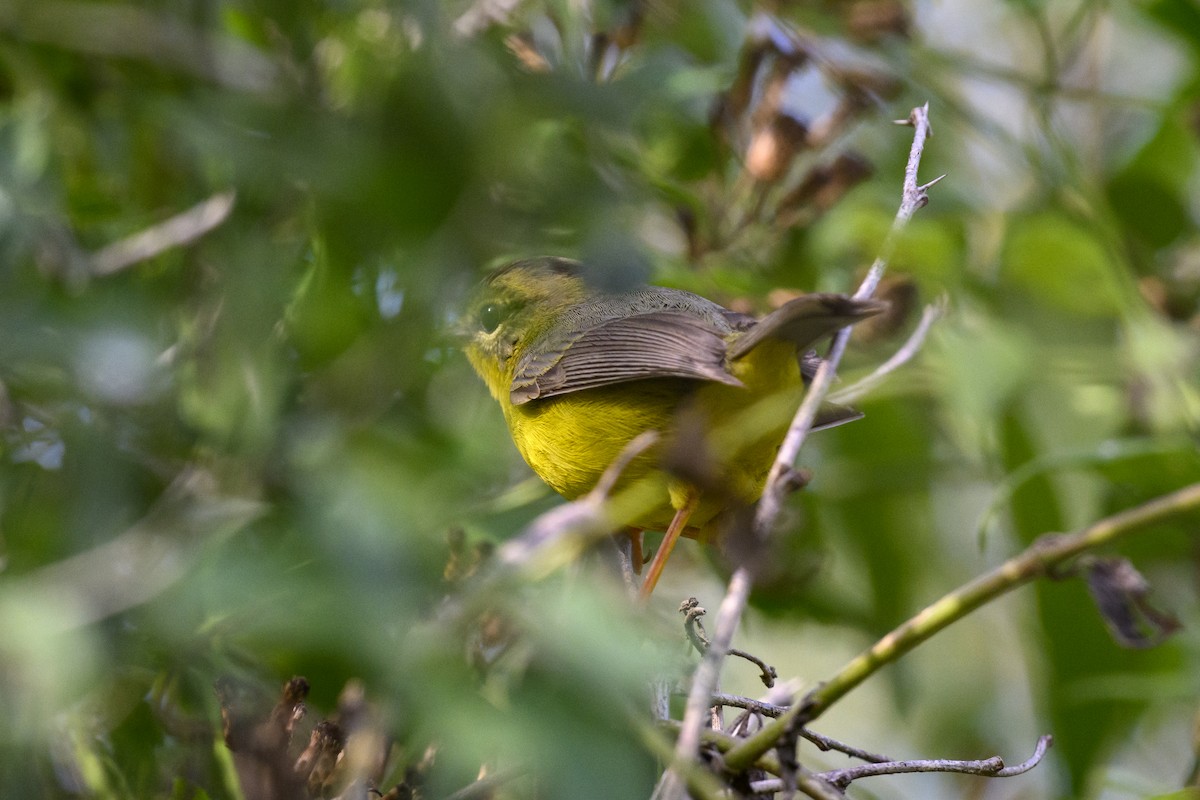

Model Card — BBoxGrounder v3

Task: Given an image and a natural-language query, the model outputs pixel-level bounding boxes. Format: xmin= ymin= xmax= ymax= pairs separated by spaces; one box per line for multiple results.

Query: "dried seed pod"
xmin=778 ymin=152 xmax=875 ymax=223
xmin=845 ymin=0 xmax=911 ymax=43
xmin=746 ymin=114 xmax=809 ymax=182
xmin=504 ymin=32 xmax=550 ymax=72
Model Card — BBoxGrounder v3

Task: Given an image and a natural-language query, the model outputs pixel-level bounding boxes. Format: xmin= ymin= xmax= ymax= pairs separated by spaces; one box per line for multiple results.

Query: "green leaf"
xmin=1002 ymin=213 xmax=1125 ymax=317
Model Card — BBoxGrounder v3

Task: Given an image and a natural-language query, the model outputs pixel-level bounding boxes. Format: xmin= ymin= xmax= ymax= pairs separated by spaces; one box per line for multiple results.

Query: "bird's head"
xmin=461 ymin=257 xmax=589 ymax=403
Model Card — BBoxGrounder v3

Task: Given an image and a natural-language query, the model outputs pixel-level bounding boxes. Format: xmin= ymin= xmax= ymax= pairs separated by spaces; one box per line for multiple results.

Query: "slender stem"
xmin=90 ymin=190 xmax=236 ymax=276
xmin=652 ymin=569 xmax=753 ymax=800
xmin=820 ymin=734 xmax=1053 ymax=788
xmin=828 ymin=300 xmax=944 ymax=405
xmin=756 ymin=103 xmax=936 ymax=535
xmin=690 ymin=726 xmax=846 ymax=799
xmin=653 ymin=103 xmax=938 ymax=800
xmin=710 ymin=693 xmax=892 ymax=762
xmin=442 ymin=768 xmax=526 ymax=800
xmin=722 ymin=481 xmax=1200 ymax=772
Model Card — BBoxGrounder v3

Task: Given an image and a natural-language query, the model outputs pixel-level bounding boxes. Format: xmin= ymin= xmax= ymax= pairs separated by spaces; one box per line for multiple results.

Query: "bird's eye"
xmin=479 ymin=303 xmax=505 ymax=333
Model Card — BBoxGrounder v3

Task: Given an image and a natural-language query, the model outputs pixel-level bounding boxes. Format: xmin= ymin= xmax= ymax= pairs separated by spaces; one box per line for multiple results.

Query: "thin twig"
xmin=652 ymin=569 xmax=755 ymax=800
xmin=802 ymin=483 xmax=1200 ymax=720
xmin=750 ymin=771 xmax=849 ymax=800
xmin=91 ymin=190 xmax=236 ymax=275
xmin=496 ymin=431 xmax=658 ymax=570
xmin=712 ymin=694 xmax=893 ymax=762
xmin=722 ymin=481 xmax=1200 ymax=772
xmin=759 ymin=102 xmax=935 ymax=534
xmin=748 ymin=735 xmax=1052 ymax=794
xmin=681 ymin=600 xmax=776 ymax=687
xmin=794 ymin=766 xmax=847 ymax=800
xmin=819 ymin=734 xmax=1053 ymax=788
xmin=433 ymin=431 xmax=661 ymax=634
xmin=654 ymin=104 xmax=938 ymax=800
xmin=729 ymin=648 xmax=777 ymax=689
xmin=798 ymin=728 xmax=891 ymax=765
xmin=441 ymin=767 xmax=526 ymax=800
xmin=828 ymin=299 xmax=945 ymax=405
xmin=711 ymin=692 xmax=785 ymax=718
xmin=995 ymin=734 xmax=1055 ymax=776
xmin=687 ymin=726 xmax=846 ymax=799
xmin=680 ymin=597 xmax=710 ymax=654
xmin=0 ymin=468 xmax=263 ymax=633
xmin=972 ymin=435 xmax=1193 ymax=546
xmin=638 ymin=720 xmax=732 ymax=800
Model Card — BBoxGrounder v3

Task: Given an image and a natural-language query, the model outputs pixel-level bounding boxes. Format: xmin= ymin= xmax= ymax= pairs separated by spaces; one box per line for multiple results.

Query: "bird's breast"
xmin=504 ymin=381 xmax=683 ymax=502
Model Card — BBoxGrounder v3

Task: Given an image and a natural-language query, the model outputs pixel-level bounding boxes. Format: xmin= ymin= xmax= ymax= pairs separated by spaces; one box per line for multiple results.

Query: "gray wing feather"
xmin=727 ymin=294 xmax=887 ymax=360
xmin=510 ymin=311 xmax=741 ymax=405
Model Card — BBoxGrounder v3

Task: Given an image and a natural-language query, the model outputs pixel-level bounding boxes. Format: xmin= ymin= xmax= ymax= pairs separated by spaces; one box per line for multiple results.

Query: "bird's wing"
xmin=732 ymin=294 xmax=887 ymax=430
xmin=727 ymin=294 xmax=887 ymax=360
xmin=510 ymin=311 xmax=741 ymax=405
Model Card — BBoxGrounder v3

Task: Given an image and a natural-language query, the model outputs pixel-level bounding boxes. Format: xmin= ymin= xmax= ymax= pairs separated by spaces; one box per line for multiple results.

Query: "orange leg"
xmin=628 ymin=529 xmax=644 ymax=575
xmin=638 ymin=494 xmax=699 ymax=600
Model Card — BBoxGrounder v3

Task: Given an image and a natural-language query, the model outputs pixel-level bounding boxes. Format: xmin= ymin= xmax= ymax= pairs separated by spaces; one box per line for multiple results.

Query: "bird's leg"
xmin=613 ymin=529 xmax=643 ymax=587
xmin=627 ymin=529 xmax=644 ymax=574
xmin=638 ymin=494 xmax=699 ymax=600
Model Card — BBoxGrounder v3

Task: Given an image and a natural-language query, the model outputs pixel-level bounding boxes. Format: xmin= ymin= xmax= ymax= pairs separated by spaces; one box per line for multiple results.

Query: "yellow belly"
xmin=503 ymin=340 xmax=804 ymax=536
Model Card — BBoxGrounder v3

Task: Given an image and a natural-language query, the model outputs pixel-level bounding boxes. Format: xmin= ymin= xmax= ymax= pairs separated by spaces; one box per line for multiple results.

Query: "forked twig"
xmin=681 ymin=600 xmax=777 ymax=688
xmin=653 ymin=103 xmax=938 ymax=800
xmin=496 ymin=431 xmax=659 ymax=570
xmin=828 ymin=299 xmax=944 ymax=405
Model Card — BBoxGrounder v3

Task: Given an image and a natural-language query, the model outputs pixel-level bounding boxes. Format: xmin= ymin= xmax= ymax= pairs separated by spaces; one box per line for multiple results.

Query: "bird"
xmin=462 ymin=256 xmax=885 ymax=597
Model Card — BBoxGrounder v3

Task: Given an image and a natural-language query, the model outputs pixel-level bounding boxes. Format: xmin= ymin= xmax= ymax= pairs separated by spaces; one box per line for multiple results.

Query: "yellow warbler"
xmin=463 ymin=257 xmax=883 ymax=595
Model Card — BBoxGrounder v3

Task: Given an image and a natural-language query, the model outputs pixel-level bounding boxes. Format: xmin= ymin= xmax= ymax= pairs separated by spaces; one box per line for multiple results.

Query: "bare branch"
xmin=0 ymin=468 xmax=263 ymax=633
xmin=688 ymin=726 xmax=847 ymax=799
xmin=794 ymin=767 xmax=848 ymax=800
xmin=712 ymin=693 xmax=894 ymax=763
xmin=995 ymin=734 xmax=1055 ymax=776
xmin=496 ymin=431 xmax=658 ymax=570
xmin=759 ymin=103 xmax=934 ymax=541
xmin=652 ymin=569 xmax=755 ymax=800
xmin=799 ymin=729 xmax=891 ymax=765
xmin=711 ymin=691 xmax=786 ymax=718
xmin=654 ymin=103 xmax=938 ymax=800
xmin=828 ymin=299 xmax=944 ymax=405
xmin=3 ymin=4 xmax=277 ymax=91
xmin=91 ymin=190 xmax=236 ymax=276
xmin=819 ymin=735 xmax=1053 ymax=788
xmin=680 ymin=600 xmax=776 ymax=688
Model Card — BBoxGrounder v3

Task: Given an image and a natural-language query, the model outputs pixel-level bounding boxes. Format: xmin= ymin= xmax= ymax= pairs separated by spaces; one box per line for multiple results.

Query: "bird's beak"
xmin=444 ymin=312 xmax=477 ymax=348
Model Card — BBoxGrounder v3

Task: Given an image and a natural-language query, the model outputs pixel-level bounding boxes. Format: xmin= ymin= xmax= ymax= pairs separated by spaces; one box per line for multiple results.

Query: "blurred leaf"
xmin=1 ymin=1 xmax=1198 ymax=798
xmin=1079 ymin=556 xmax=1181 ymax=649
xmin=1002 ymin=213 xmax=1126 ymax=317
xmin=1144 ymin=0 xmax=1200 ymax=53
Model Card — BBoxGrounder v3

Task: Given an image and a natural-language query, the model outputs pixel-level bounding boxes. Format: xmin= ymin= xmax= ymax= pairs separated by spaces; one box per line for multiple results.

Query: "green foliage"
xmin=0 ymin=1 xmax=1197 ymax=799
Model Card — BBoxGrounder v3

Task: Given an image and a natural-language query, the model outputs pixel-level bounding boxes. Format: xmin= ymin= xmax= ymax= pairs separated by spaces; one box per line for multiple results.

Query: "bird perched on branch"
xmin=462 ymin=257 xmax=884 ymax=596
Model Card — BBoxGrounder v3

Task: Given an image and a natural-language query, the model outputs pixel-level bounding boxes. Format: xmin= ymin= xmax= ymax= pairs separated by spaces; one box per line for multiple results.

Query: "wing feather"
xmin=727 ymin=294 xmax=887 ymax=360
xmin=510 ymin=312 xmax=741 ymax=405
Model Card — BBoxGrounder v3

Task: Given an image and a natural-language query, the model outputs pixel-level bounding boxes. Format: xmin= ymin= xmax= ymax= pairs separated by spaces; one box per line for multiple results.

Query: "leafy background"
xmin=0 ymin=0 xmax=1198 ymax=798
